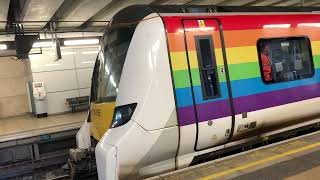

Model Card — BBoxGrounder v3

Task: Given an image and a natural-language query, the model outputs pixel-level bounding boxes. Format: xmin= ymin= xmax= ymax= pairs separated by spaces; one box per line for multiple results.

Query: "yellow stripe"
xmin=312 ymin=41 xmax=320 ymax=55
xmin=170 ymin=52 xmax=188 ymax=70
xmin=170 ymin=47 xmax=257 ymax=70
xmin=170 ymin=41 xmax=320 ymax=71
xmin=170 ymin=51 xmax=221 ymax=70
xmin=188 ymin=51 xmax=199 ymax=69
xmin=225 ymin=46 xmax=258 ymax=64
xmin=198 ymin=141 xmax=320 ymax=180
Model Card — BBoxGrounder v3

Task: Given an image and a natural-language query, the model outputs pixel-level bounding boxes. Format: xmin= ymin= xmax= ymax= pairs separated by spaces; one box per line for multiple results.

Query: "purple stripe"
xmin=177 ymin=107 xmax=196 ymax=126
xmin=234 ymin=82 xmax=320 ymax=114
xmin=178 ymin=83 xmax=320 ymax=126
xmin=197 ymin=100 xmax=231 ymax=122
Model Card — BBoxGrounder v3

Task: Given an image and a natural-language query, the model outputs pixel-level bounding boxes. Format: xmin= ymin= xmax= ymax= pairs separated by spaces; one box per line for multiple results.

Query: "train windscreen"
xmin=93 ymin=24 xmax=136 ymax=103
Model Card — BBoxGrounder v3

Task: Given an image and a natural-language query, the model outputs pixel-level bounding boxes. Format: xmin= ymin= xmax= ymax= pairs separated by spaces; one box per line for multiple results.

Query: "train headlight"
xmin=111 ymin=103 xmax=137 ymax=128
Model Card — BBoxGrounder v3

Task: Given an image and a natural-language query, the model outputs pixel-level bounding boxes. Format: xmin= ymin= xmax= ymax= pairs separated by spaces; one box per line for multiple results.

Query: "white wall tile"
xmin=29 ymin=46 xmax=95 ymax=115
xmin=46 ymin=90 xmax=80 ymax=114
xmin=76 ymin=68 xmax=93 ymax=89
xmin=79 ymin=88 xmax=91 ymax=97
xmin=32 ymin=70 xmax=78 ymax=93
xmin=74 ymin=47 xmax=98 ymax=69
xmin=29 ymin=49 xmax=76 ymax=73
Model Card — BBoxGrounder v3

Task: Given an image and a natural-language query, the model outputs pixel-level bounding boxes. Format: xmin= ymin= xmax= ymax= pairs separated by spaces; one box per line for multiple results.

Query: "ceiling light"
xmin=0 ymin=44 xmax=7 ymax=50
xmin=64 ymin=39 xmax=99 ymax=46
xmin=33 ymin=41 xmax=54 ymax=48
xmin=263 ymin=24 xmax=291 ymax=29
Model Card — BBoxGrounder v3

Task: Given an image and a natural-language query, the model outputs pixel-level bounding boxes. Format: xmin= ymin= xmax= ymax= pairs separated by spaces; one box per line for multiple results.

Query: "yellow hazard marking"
xmin=198 ymin=141 xmax=320 ymax=180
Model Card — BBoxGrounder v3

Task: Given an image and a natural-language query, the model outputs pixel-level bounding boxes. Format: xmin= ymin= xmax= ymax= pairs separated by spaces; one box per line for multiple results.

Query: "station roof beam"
xmin=56 ymin=0 xmax=113 ymax=28
xmin=20 ymin=0 xmax=64 ymax=29
xmin=87 ymin=0 xmax=156 ymax=27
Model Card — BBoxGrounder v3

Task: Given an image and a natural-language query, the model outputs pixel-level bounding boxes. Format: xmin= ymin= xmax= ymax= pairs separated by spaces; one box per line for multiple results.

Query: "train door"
xmin=182 ymin=19 xmax=234 ymax=150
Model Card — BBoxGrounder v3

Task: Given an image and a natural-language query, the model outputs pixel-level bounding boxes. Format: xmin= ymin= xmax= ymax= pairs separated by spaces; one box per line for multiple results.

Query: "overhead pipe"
xmin=49 ymin=21 xmax=61 ymax=60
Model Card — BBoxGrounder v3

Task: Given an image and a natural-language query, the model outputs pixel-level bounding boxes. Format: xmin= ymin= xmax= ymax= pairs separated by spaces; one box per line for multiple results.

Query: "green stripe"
xmin=190 ymin=69 xmax=201 ymax=86
xmin=172 ymin=55 xmax=320 ymax=89
xmin=173 ymin=70 xmax=191 ymax=88
xmin=314 ymin=55 xmax=320 ymax=68
xmin=173 ymin=63 xmax=256 ymax=89
xmin=173 ymin=68 xmax=226 ymax=88
xmin=228 ymin=62 xmax=260 ymax=81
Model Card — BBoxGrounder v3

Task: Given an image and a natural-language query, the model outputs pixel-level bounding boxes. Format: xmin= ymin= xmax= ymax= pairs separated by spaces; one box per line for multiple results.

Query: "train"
xmin=72 ymin=5 xmax=320 ymax=180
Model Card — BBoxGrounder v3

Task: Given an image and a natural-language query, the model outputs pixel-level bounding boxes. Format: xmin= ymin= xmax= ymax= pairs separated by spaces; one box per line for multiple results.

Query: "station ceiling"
xmin=0 ymin=0 xmax=319 ymax=33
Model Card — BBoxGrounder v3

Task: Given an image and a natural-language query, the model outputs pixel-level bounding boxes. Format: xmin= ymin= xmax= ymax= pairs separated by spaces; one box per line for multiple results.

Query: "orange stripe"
xmin=167 ymin=32 xmax=185 ymax=53
xmin=185 ymin=30 xmax=222 ymax=50
xmin=167 ymin=30 xmax=222 ymax=52
xmin=225 ymin=27 xmax=320 ymax=48
xmin=167 ymin=27 xmax=320 ymax=52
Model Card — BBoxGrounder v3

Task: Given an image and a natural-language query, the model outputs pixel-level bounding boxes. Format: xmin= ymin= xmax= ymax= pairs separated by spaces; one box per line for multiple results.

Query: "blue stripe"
xmin=175 ymin=69 xmax=320 ymax=108
xmin=175 ymin=83 xmax=228 ymax=107
xmin=176 ymin=88 xmax=193 ymax=107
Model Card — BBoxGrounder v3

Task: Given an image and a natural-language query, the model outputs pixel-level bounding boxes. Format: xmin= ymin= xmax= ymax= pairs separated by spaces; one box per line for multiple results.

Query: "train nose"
xmin=95 ymin=141 xmax=118 ymax=180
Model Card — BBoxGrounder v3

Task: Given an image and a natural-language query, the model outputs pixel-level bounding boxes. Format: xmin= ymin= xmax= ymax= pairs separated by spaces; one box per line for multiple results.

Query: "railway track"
xmin=0 ymin=129 xmax=78 ymax=179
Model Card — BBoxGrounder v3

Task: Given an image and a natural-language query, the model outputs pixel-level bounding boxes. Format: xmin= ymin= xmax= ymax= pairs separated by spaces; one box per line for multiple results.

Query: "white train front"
xmin=73 ymin=5 xmax=320 ymax=180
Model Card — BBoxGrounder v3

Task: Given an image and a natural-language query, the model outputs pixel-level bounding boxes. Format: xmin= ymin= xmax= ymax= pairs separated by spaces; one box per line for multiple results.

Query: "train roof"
xmin=111 ymin=5 xmax=320 ymax=25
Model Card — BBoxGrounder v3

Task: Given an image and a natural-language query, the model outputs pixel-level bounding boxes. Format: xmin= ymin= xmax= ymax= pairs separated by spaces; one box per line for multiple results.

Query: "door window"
xmin=195 ymin=35 xmax=221 ymax=99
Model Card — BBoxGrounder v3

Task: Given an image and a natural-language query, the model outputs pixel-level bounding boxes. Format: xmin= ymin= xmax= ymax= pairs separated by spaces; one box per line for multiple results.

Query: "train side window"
xmin=195 ymin=36 xmax=221 ymax=100
xmin=258 ymin=36 xmax=314 ymax=84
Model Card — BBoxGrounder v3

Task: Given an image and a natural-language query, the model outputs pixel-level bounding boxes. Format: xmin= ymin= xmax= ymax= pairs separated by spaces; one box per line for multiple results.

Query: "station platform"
xmin=0 ymin=111 xmax=86 ymax=143
xmin=149 ymin=131 xmax=320 ymax=180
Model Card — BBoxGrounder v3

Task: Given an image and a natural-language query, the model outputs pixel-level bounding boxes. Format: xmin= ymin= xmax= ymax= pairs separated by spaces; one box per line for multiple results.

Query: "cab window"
xmin=258 ymin=37 xmax=314 ymax=84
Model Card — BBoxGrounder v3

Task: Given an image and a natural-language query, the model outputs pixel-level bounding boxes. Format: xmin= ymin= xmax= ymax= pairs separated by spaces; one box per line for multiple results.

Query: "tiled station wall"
xmin=0 ymin=57 xmax=32 ymax=118
xmin=0 ymin=46 xmax=97 ymax=118
xmin=29 ymin=46 xmax=98 ymax=114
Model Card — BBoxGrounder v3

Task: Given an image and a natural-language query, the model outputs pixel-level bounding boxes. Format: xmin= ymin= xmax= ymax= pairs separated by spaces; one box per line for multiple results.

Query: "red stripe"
xmin=162 ymin=14 xmax=320 ymax=33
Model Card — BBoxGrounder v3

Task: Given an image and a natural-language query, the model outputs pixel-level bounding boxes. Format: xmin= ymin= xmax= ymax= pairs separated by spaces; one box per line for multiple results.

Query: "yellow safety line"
xmin=198 ymin=141 xmax=320 ymax=180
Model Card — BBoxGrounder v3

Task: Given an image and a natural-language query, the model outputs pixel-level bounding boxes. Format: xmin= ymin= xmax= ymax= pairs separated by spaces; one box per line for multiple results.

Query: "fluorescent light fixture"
xmin=263 ymin=24 xmax=291 ymax=29
xmin=297 ymin=23 xmax=320 ymax=28
xmin=33 ymin=41 xmax=54 ymax=48
xmin=81 ymin=51 xmax=99 ymax=55
xmin=64 ymin=39 xmax=99 ymax=46
xmin=0 ymin=44 xmax=7 ymax=50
